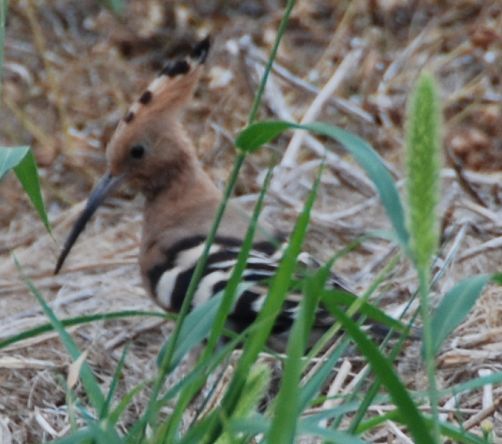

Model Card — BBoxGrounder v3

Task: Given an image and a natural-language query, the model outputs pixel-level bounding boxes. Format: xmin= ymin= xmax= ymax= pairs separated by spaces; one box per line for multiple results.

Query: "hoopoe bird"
xmin=55 ymin=37 xmax=355 ymax=352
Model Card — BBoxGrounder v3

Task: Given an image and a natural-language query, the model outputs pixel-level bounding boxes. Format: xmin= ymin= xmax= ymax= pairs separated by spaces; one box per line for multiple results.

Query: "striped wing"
xmin=147 ymin=235 xmax=350 ymax=350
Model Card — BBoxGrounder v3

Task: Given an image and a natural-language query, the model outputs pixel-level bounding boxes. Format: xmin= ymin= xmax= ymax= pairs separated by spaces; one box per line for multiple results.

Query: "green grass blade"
xmin=296 ymin=422 xmax=369 ymax=444
xmin=247 ymin=0 xmax=296 ymax=124
xmin=298 ymin=338 xmax=350 ymax=411
xmin=139 ymin=331 xmax=246 ymax=443
xmin=158 ymin=169 xmax=274 ymax=442
xmin=100 ymin=343 xmax=129 ymax=419
xmin=445 ymin=371 xmax=502 ymax=397
xmin=205 ymin=166 xmax=273 ymax=355
xmin=158 ymin=331 xmax=245 ymax=406
xmin=148 ymin=296 xmax=223 ymax=439
xmin=139 ymin=154 xmax=246 ymax=440
xmin=321 ymin=288 xmax=407 ymax=333
xmin=228 ymin=415 xmax=369 ymax=444
xmin=15 ymin=259 xmax=106 ymax=413
xmin=430 ymin=274 xmax=490 ymax=355
xmin=0 ymin=146 xmax=30 ymax=180
xmin=153 ymin=155 xmax=245 ymax=370
xmin=357 ymin=410 xmax=486 ymax=444
xmin=492 ymin=273 xmax=502 ymax=285
xmin=210 ymin=158 xmax=320 ymax=443
xmin=47 ymin=427 xmax=97 ymax=444
xmin=155 ymin=0 xmax=296 ymax=395
xmin=177 ymin=411 xmax=222 ymax=444
xmin=267 ymin=298 xmax=309 ymax=443
xmin=268 ymin=168 xmax=324 ymax=443
xmin=221 ymin=415 xmax=268 ymax=439
xmin=215 ymin=364 xmax=271 ymax=444
xmin=53 ymin=422 xmax=122 ymax=444
xmin=323 ymin=301 xmax=435 ymax=444
xmin=0 ymin=310 xmax=165 ymax=350
xmin=300 ymin=402 xmax=376 ymax=425
xmin=108 ymin=381 xmax=148 ymax=426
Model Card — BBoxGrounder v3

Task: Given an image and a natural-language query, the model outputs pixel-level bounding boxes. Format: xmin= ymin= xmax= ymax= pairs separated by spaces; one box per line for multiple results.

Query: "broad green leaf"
xmin=14 ymin=149 xmax=51 ymax=232
xmin=0 ymin=146 xmax=29 ymax=180
xmin=430 ymin=274 xmax=490 ymax=355
xmin=235 ymin=121 xmax=291 ymax=152
xmin=0 ymin=146 xmax=51 ymax=233
xmin=236 ymin=120 xmax=409 ymax=249
xmin=305 ymin=121 xmax=409 ymax=249
xmin=157 ymin=293 xmax=222 ymax=370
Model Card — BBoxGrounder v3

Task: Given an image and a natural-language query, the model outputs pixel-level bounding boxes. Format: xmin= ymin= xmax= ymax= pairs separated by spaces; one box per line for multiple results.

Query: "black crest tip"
xmin=191 ymin=36 xmax=211 ymax=63
xmin=160 ymin=59 xmax=191 ymax=77
xmin=139 ymin=90 xmax=153 ymax=105
xmin=124 ymin=111 xmax=135 ymax=123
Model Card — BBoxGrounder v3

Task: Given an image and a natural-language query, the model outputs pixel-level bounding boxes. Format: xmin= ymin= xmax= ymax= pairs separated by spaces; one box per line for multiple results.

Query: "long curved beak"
xmin=54 ymin=172 xmax=123 ymax=274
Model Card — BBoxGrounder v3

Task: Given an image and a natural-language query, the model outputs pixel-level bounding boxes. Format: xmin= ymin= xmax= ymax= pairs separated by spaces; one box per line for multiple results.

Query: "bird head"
xmin=54 ymin=37 xmax=210 ymax=274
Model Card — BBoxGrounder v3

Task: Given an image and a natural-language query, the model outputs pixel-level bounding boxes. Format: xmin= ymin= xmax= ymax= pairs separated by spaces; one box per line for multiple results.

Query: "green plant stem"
xmin=137 ymin=153 xmax=245 ymax=440
xmin=149 ymin=1 xmax=296 ymax=439
xmin=419 ymin=267 xmax=441 ymax=442
xmin=0 ymin=310 xmax=166 ymax=350
xmin=247 ymin=0 xmax=296 ymax=124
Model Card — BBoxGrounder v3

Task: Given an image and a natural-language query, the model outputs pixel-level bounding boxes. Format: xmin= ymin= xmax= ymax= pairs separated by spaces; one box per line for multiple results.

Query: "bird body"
xmin=55 ymin=37 xmax=351 ymax=351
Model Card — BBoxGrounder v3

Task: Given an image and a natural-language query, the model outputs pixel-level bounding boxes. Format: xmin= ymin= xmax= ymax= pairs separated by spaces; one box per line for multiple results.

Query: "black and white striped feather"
xmin=146 ymin=235 xmax=351 ymax=350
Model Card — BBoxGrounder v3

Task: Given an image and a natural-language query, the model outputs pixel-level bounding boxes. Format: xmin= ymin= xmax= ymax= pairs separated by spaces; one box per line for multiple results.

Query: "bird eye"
xmin=130 ymin=144 xmax=145 ymax=159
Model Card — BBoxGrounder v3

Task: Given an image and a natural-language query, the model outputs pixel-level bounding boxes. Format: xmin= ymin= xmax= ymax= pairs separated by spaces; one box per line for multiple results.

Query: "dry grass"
xmin=1 ymin=0 xmax=501 ymax=442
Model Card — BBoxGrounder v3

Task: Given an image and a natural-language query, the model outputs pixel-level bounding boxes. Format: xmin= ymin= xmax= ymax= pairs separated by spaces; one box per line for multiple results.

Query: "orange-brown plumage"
xmin=55 ymin=37 xmax=356 ymax=351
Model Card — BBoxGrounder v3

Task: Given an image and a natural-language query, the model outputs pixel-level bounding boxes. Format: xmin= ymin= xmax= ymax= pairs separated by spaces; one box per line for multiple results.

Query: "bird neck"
xmin=141 ymin=161 xmax=221 ymax=244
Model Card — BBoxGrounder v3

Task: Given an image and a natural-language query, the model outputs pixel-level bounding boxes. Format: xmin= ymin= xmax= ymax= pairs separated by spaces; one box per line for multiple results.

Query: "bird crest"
xmin=118 ymin=36 xmax=210 ymax=130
